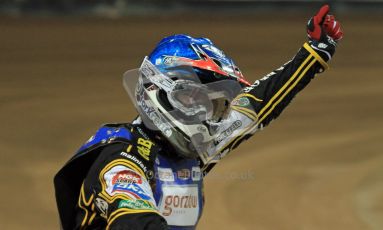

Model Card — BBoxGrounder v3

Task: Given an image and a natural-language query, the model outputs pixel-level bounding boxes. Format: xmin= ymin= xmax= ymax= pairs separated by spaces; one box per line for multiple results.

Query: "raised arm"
xmin=241 ymin=5 xmax=342 ymax=127
xmin=205 ymin=5 xmax=343 ymax=168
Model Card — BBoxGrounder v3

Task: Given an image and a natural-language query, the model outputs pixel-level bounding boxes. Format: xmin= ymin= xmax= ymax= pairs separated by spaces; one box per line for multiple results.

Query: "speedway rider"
xmin=54 ymin=5 xmax=343 ymax=230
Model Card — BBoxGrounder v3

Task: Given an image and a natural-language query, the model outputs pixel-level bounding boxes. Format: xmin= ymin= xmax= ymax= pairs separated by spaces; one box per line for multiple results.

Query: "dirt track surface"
xmin=0 ymin=14 xmax=382 ymax=229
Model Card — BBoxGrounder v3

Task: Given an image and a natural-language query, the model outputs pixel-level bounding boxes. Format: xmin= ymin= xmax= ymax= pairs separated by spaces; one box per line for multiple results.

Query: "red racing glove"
xmin=307 ymin=4 xmax=343 ymax=42
xmin=307 ymin=5 xmax=343 ymax=63
xmin=307 ymin=4 xmax=330 ymax=41
xmin=323 ymin=14 xmax=343 ymax=41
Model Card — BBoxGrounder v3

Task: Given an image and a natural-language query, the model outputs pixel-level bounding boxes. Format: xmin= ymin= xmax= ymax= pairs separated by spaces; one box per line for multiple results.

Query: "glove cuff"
xmin=308 ymin=36 xmax=337 ymax=62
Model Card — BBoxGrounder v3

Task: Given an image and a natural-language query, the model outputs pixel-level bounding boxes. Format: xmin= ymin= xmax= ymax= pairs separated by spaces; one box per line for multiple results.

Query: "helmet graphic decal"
xmin=123 ymin=34 xmax=252 ymax=162
xmin=149 ymin=34 xmax=251 ymax=86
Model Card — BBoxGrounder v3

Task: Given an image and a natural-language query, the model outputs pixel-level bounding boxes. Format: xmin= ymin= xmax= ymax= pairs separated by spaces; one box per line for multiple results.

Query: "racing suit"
xmin=54 ymin=42 xmax=332 ymax=229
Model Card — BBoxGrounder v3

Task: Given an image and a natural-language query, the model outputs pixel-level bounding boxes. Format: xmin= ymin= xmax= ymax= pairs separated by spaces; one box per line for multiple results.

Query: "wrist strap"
xmin=303 ymin=42 xmax=329 ymax=70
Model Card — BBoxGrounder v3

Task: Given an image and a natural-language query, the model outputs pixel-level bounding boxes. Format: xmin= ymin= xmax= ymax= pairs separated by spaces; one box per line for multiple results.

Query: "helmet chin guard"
xmin=123 ymin=57 xmax=243 ymax=161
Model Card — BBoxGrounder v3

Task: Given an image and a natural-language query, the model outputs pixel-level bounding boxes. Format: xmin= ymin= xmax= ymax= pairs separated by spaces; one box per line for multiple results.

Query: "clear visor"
xmin=123 ymin=57 xmax=243 ymax=161
xmin=168 ymin=80 xmax=231 ymax=122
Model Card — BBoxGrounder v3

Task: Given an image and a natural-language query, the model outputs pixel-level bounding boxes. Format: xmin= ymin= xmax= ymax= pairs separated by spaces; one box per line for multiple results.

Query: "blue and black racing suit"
xmin=54 ymin=42 xmax=333 ymax=229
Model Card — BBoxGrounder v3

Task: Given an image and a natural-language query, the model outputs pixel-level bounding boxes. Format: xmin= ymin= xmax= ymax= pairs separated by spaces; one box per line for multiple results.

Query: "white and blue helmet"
xmin=124 ymin=34 xmax=250 ymax=159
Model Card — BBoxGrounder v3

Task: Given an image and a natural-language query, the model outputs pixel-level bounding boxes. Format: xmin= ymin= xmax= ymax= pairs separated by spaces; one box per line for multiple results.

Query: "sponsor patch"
xmin=163 ymin=56 xmax=176 ymax=65
xmin=215 ymin=120 xmax=242 ymax=144
xmin=120 ymin=152 xmax=148 ymax=172
xmin=231 ymin=97 xmax=250 ymax=107
xmin=112 ymin=170 xmax=142 ymax=185
xmin=158 ymin=167 xmax=175 ymax=182
xmin=177 ymin=169 xmax=190 ymax=180
xmin=136 ymin=89 xmax=173 ymax=138
xmin=104 ymin=165 xmax=155 ymax=203
xmin=159 ymin=185 xmax=199 ymax=226
xmin=136 ymin=126 xmax=149 ymax=139
xmin=191 ymin=167 xmax=201 ymax=181
xmin=118 ymin=199 xmax=156 ymax=211
xmin=137 ymin=138 xmax=153 ymax=161
xmin=243 ymin=74 xmax=272 ymax=93
xmin=95 ymin=197 xmax=108 ymax=218
xmin=140 ymin=57 xmax=175 ymax=92
xmin=112 ymin=182 xmax=152 ymax=200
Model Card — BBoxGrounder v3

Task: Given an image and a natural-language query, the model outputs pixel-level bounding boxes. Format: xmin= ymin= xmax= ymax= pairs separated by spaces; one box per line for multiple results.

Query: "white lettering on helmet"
xmin=140 ymin=57 xmax=175 ymax=93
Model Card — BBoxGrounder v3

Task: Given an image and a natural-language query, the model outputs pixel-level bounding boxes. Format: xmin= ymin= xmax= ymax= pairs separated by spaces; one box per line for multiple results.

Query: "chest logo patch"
xmin=159 ymin=185 xmax=199 ymax=226
xmin=104 ymin=165 xmax=155 ymax=203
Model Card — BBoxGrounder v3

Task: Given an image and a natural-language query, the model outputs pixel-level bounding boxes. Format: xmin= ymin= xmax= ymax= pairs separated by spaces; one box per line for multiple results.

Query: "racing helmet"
xmin=123 ymin=34 xmax=250 ymax=160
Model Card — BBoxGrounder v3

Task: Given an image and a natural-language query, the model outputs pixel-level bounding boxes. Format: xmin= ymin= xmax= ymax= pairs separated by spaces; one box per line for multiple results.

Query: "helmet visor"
xmin=123 ymin=57 xmax=244 ymax=160
xmin=169 ymin=81 xmax=214 ymax=119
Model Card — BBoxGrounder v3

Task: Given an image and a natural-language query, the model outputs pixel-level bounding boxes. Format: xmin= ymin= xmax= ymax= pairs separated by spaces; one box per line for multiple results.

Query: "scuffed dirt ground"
xmin=0 ymin=14 xmax=382 ymax=229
